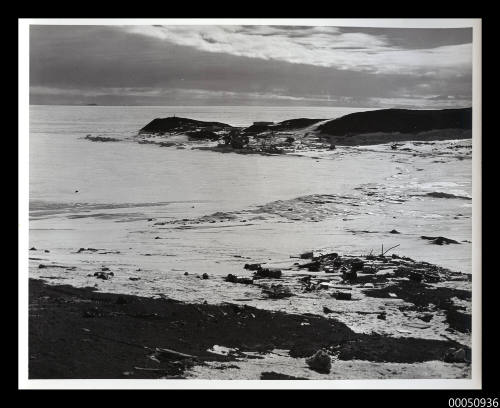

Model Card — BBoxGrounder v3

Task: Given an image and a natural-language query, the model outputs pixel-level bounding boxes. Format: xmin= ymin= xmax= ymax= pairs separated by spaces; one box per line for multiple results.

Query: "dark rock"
xmin=377 ymin=312 xmax=387 ymax=320
xmin=305 ymin=350 xmax=331 ymax=374
xmin=202 ymin=273 xmax=209 ymax=280
xmin=323 ymin=306 xmax=334 ymax=314
xmin=390 ymin=229 xmax=400 ymax=234
xmin=184 ymin=272 xmax=189 ymax=276
xmin=423 ymin=273 xmax=441 ymax=283
xmin=418 ymin=313 xmax=433 ymax=322
xmin=334 ymin=291 xmax=352 ymax=300
xmin=139 ymin=117 xmax=232 ymax=134
xmin=421 ymin=236 xmax=460 ymax=245
xmin=317 ymin=108 xmax=472 ymax=136
xmin=30 ymin=247 xmax=37 ymax=251
xmin=332 ymin=257 xmax=343 ymax=267
xmin=409 ymin=272 xmax=423 ymax=282
xmin=300 ymin=251 xmax=314 ymax=259
xmin=244 ymin=263 xmax=261 ymax=271
xmin=185 ymin=129 xmax=220 ymax=141
xmin=44 ymin=250 xmax=50 ymax=253
xmin=299 ymin=275 xmax=312 ymax=284
xmin=254 ymin=268 xmax=282 ymax=279
xmin=350 ymin=258 xmax=364 ymax=272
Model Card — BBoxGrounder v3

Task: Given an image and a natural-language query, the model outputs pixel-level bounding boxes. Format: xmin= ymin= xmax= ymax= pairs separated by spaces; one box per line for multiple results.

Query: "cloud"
xmin=29 ymin=25 xmax=472 ymax=108
xmin=123 ymin=25 xmax=472 ymax=76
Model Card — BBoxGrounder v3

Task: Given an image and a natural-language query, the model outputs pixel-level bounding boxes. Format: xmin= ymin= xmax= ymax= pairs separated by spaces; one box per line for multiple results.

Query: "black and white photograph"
xmin=18 ymin=18 xmax=482 ymax=389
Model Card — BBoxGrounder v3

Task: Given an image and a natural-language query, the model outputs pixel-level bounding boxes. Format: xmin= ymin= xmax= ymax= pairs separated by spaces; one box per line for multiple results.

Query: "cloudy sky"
xmin=29 ymin=24 xmax=473 ymax=108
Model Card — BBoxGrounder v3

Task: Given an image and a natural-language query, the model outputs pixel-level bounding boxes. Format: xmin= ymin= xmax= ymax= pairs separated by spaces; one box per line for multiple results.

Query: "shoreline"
xmin=29 ymin=248 xmax=471 ymax=380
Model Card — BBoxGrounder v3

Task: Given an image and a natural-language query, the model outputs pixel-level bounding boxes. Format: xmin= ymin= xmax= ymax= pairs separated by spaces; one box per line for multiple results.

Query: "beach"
xmin=28 ymin=105 xmax=473 ymax=380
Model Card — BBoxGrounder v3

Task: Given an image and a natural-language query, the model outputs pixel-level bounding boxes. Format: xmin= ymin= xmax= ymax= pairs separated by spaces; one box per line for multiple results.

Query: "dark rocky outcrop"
xmin=139 ymin=116 xmax=233 ymax=134
xmin=184 ymin=130 xmax=220 ymax=141
xmin=317 ymin=108 xmax=472 ymax=136
xmin=243 ymin=118 xmax=325 ymax=134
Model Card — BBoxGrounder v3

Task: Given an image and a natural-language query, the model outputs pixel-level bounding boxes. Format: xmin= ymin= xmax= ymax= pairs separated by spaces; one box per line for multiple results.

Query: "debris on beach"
xmin=225 ymin=274 xmax=253 ymax=284
xmin=253 ymin=267 xmax=282 ymax=279
xmin=94 ymin=271 xmax=114 ymax=280
xmin=262 ymin=284 xmax=293 ymax=299
xmin=333 ymin=291 xmax=352 ymax=301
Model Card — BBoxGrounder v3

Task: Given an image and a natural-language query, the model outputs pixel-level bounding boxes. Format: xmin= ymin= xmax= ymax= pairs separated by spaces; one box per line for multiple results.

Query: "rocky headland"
xmin=116 ymin=107 xmax=473 ymax=156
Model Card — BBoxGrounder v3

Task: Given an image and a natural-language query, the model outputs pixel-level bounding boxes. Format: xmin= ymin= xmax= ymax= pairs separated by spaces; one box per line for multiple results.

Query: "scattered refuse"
xmin=225 ymin=274 xmax=253 ymax=284
xmin=363 ymin=265 xmax=375 ymax=274
xmin=333 ymin=291 xmax=352 ymax=300
xmin=375 ymin=269 xmax=394 ymax=276
xmin=299 ymin=260 xmax=321 ymax=272
xmin=350 ymin=258 xmax=364 ymax=272
xmin=254 ymin=267 xmax=282 ymax=279
xmin=342 ymin=268 xmax=357 ymax=282
xmin=262 ymin=284 xmax=293 ymax=299
xmin=94 ymin=271 xmax=114 ymax=280
xmin=305 ymin=350 xmax=331 ymax=374
xmin=244 ymin=263 xmax=261 ymax=271
xmin=207 ymin=345 xmax=237 ymax=356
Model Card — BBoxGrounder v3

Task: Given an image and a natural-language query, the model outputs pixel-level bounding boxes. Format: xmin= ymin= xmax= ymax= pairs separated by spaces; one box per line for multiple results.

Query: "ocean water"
xmin=28 ymin=105 xmax=473 ymax=309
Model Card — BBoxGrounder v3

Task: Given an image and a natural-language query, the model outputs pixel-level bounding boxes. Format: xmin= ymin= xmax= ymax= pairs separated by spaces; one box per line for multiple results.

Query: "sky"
xmin=29 ymin=24 xmax=473 ymax=108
